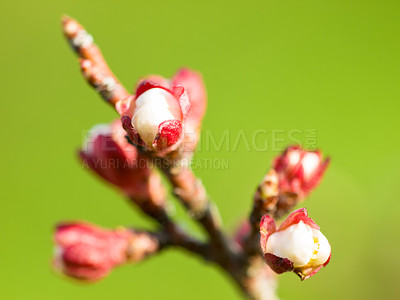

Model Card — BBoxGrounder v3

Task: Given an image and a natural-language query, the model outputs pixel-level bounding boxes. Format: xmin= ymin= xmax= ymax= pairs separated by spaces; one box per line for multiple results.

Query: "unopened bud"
xmin=273 ymin=146 xmax=330 ymax=198
xmin=53 ymin=223 xmax=133 ymax=281
xmin=53 ymin=222 xmax=161 ymax=281
xmin=132 ymin=88 xmax=183 ymax=148
xmin=80 ymin=119 xmax=165 ymax=205
xmin=260 ymin=208 xmax=331 ymax=280
xmin=116 ymin=68 xmax=207 ymax=156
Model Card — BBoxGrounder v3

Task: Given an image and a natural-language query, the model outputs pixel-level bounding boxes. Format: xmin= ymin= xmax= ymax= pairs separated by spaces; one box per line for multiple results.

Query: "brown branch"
xmin=126 ymin=193 xmax=211 ymax=259
xmin=156 ymin=160 xmax=239 ymax=258
xmin=126 ymin=189 xmax=215 ymax=263
xmin=162 ymin=222 xmax=212 ymax=259
xmin=128 ymin=195 xmax=171 ymax=226
xmin=62 ymin=16 xmax=129 ymax=105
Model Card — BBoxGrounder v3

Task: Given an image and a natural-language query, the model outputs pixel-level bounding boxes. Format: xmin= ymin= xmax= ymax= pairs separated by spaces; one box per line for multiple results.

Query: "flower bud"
xmin=132 ymin=88 xmax=183 ymax=147
xmin=80 ymin=119 xmax=165 ymax=205
xmin=273 ymin=146 xmax=330 ymax=198
xmin=53 ymin=222 xmax=133 ymax=281
xmin=53 ymin=222 xmax=161 ymax=281
xmin=260 ymin=208 xmax=331 ymax=280
xmin=116 ymin=68 xmax=206 ymax=155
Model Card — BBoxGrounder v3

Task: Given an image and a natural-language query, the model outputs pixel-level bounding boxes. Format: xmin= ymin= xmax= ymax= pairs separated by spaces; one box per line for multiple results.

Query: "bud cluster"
xmin=58 ymin=16 xmax=334 ymax=297
xmin=248 ymin=146 xmax=332 ymax=280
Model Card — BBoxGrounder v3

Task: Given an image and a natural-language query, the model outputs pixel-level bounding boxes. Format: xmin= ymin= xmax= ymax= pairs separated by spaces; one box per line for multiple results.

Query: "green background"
xmin=1 ymin=0 xmax=399 ymax=299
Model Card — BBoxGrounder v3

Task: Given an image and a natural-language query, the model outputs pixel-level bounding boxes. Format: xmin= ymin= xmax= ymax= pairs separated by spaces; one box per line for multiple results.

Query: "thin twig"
xmin=162 ymin=222 xmax=212 ymax=259
xmin=62 ymin=16 xmax=129 ymax=105
xmin=127 ymin=194 xmax=211 ymax=259
xmin=156 ymin=160 xmax=239 ymax=258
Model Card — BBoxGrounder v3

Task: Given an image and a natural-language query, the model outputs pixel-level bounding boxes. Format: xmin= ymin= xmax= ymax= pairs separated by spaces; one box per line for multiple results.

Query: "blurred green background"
xmin=1 ymin=0 xmax=399 ymax=299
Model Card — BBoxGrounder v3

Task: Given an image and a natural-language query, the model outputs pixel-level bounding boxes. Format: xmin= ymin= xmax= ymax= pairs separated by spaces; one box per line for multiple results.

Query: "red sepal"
xmin=172 ymin=68 xmax=207 ymax=127
xmin=323 ymin=253 xmax=331 ymax=267
xmin=172 ymin=85 xmax=191 ymax=120
xmin=259 ymin=215 xmax=276 ymax=253
xmin=135 ymin=80 xmax=170 ymax=98
xmin=135 ymin=75 xmax=170 ymax=91
xmin=153 ymin=119 xmax=183 ymax=151
xmin=264 ymin=253 xmax=294 ymax=274
xmin=278 ymin=208 xmax=319 ymax=232
xmin=121 ymin=116 xmax=146 ymax=147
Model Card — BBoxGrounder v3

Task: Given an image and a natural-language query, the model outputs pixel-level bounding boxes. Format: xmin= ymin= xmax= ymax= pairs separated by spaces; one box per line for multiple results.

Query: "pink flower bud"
xmin=80 ymin=119 xmax=165 ymax=204
xmin=273 ymin=146 xmax=330 ymax=198
xmin=260 ymin=208 xmax=331 ymax=280
xmin=53 ymin=223 xmax=161 ymax=281
xmin=172 ymin=68 xmax=207 ymax=130
xmin=116 ymin=68 xmax=207 ymax=155
xmin=53 ymin=223 xmax=134 ymax=281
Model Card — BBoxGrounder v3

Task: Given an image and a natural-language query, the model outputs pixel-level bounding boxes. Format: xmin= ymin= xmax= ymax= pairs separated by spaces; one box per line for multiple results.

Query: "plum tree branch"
xmin=62 ymin=16 xmax=129 ymax=105
xmin=62 ymin=16 xmax=279 ymax=300
xmin=127 ymin=194 xmax=212 ymax=259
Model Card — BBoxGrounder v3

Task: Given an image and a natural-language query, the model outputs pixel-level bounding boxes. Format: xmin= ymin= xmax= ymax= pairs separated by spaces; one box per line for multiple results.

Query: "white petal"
xmin=301 ymin=153 xmax=320 ymax=179
xmin=287 ymin=150 xmax=301 ymax=166
xmin=266 ymin=221 xmax=314 ymax=267
xmin=311 ymin=229 xmax=331 ymax=266
xmin=132 ymin=88 xmax=182 ymax=147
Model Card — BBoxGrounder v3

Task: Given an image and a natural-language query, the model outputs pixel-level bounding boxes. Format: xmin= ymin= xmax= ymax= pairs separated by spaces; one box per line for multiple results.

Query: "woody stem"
xmin=62 ymin=16 xmax=129 ymax=105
